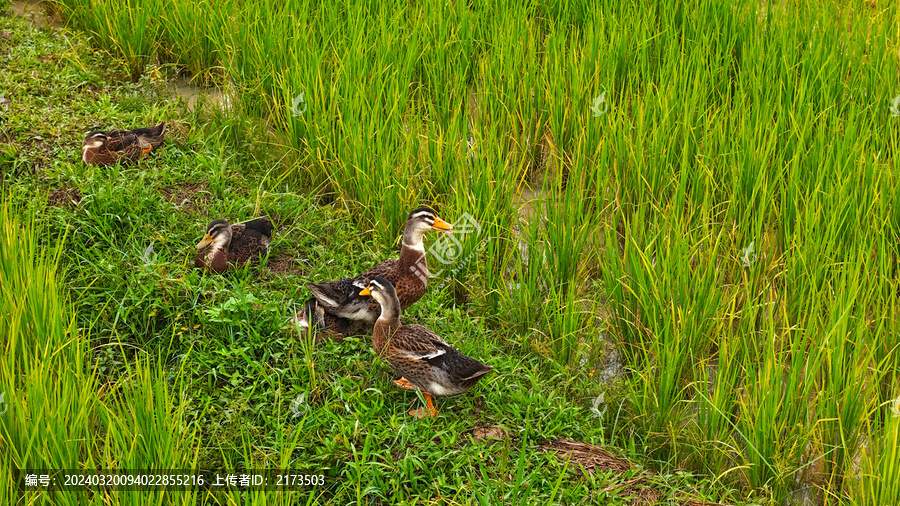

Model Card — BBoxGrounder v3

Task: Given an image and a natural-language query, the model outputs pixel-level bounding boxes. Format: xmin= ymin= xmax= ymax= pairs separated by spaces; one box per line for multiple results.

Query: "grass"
xmin=0 ymin=8 xmax=745 ymax=505
xmin=3 ymin=0 xmax=900 ymax=503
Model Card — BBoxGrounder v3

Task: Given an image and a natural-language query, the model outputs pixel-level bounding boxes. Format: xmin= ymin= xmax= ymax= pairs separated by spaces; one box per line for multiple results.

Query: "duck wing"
xmin=389 ymin=324 xmax=493 ymax=395
xmin=389 ymin=324 xmax=448 ymax=358
xmin=307 ymin=258 xmax=399 ymax=323
xmin=129 ymin=122 xmax=167 ymax=150
xmin=226 ymin=217 xmax=273 ymax=264
xmin=105 ymin=132 xmax=147 ymax=161
xmin=294 ymin=298 xmax=368 ymax=340
xmin=425 ymin=342 xmax=494 ymax=383
xmin=240 ymin=216 xmax=274 ymax=240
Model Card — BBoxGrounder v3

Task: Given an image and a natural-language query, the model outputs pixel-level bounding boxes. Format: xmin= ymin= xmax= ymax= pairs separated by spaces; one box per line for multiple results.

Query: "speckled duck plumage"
xmin=82 ymin=122 xmax=166 ymax=166
xmin=194 ymin=217 xmax=274 ymax=273
xmin=360 ymin=276 xmax=493 ymax=417
xmin=296 ymin=206 xmax=452 ymax=338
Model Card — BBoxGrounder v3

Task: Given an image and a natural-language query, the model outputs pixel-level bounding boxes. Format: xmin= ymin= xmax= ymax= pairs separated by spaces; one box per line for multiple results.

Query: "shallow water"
xmin=10 ymin=0 xmax=58 ymax=27
xmin=167 ymin=75 xmax=231 ymax=111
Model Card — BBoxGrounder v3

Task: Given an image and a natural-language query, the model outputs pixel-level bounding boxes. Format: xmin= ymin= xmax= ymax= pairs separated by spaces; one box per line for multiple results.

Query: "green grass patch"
xmin=0 ymin=10 xmax=752 ymax=505
xmin=6 ymin=0 xmax=900 ymax=503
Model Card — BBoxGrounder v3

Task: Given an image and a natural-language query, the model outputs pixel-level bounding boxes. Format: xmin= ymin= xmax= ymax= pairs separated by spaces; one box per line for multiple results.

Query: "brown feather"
xmin=365 ymin=277 xmax=493 ymax=403
xmin=306 ymin=207 xmax=450 ymax=332
xmin=194 ymin=217 xmax=273 ymax=273
xmin=82 ymin=122 xmax=166 ymax=166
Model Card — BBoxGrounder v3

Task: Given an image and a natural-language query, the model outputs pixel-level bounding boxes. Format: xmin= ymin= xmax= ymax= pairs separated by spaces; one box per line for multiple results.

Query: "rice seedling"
xmin=0 ymin=200 xmax=201 ymax=505
xmin=851 ymin=381 xmax=900 ymax=506
xmin=16 ymin=0 xmax=900 ymax=502
xmin=52 ymin=0 xmax=165 ymax=81
xmin=157 ymin=0 xmax=232 ymax=84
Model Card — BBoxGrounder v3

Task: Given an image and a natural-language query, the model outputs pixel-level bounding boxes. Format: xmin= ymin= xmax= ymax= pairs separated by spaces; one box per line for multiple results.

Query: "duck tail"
xmin=461 ymin=364 xmax=494 ymax=382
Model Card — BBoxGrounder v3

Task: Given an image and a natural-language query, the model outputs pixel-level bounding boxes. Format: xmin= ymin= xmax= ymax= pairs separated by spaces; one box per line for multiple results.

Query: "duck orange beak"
xmin=196 ymin=233 xmax=213 ymax=250
xmin=359 ymin=286 xmax=371 ymax=296
xmin=432 ymin=216 xmax=452 ymax=231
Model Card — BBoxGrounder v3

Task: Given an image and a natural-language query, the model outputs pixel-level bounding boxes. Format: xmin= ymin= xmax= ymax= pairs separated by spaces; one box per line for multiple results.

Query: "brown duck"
xmin=194 ymin=217 xmax=274 ymax=273
xmin=360 ymin=276 xmax=493 ymax=417
xmin=294 ymin=206 xmax=452 ymax=337
xmin=82 ymin=122 xmax=166 ymax=166
xmin=294 ymin=298 xmax=367 ymax=341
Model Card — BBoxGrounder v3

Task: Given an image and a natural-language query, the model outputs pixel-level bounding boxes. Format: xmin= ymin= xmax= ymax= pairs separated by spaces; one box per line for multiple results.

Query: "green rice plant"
xmin=51 ymin=0 xmax=165 ymax=81
xmin=731 ymin=321 xmax=816 ymax=495
xmin=806 ymin=164 xmax=885 ymax=498
xmin=850 ymin=381 xmax=900 ymax=506
xmin=0 ymin=200 xmax=202 ymax=505
xmin=607 ymin=205 xmax=728 ymax=442
xmin=42 ymin=0 xmax=900 ymax=501
xmin=158 ymin=0 xmax=234 ymax=84
xmin=95 ymin=354 xmax=202 ymax=505
xmin=689 ymin=331 xmax=742 ymax=477
xmin=0 ymin=200 xmax=92 ymax=505
xmin=815 ymin=280 xmax=877 ymax=497
xmin=439 ymin=151 xmax=518 ymax=302
xmin=500 ymin=145 xmax=605 ymax=365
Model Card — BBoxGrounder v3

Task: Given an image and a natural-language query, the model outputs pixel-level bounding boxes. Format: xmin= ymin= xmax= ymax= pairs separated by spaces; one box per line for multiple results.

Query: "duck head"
xmin=359 ymin=276 xmax=401 ymax=321
xmin=81 ymin=132 xmax=110 ymax=164
xmin=196 ymin=219 xmax=233 ymax=251
xmin=402 ymin=206 xmax=453 ymax=247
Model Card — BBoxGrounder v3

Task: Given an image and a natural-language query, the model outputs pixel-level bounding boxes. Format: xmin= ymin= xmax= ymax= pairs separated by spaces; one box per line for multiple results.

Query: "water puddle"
xmin=10 ymin=1 xmax=60 ymax=27
xmin=514 ymin=185 xmax=544 ymax=223
xmin=167 ymin=75 xmax=232 ymax=111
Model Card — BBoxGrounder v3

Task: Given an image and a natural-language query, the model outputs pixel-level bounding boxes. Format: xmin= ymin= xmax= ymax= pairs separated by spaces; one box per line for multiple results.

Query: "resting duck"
xmin=82 ymin=122 xmax=166 ymax=166
xmin=293 ymin=298 xmax=367 ymax=341
xmin=194 ymin=217 xmax=274 ymax=273
xmin=360 ymin=277 xmax=493 ymax=417
xmin=296 ymin=206 xmax=452 ymax=336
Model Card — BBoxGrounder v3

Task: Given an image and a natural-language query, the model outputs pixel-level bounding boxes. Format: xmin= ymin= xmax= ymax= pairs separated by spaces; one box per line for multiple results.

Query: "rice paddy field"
xmin=2 ymin=0 xmax=899 ymax=504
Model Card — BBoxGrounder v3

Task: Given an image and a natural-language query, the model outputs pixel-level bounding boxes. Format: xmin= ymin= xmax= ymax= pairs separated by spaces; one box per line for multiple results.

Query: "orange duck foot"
xmin=394 ymin=377 xmax=416 ymax=390
xmin=409 ymin=393 xmax=438 ymax=418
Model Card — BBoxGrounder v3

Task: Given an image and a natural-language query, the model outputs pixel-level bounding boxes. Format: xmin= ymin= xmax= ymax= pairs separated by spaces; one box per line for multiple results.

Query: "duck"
xmin=360 ymin=276 xmax=493 ymax=417
xmin=296 ymin=206 xmax=452 ymax=336
xmin=292 ymin=298 xmax=367 ymax=341
xmin=194 ymin=217 xmax=274 ymax=273
xmin=82 ymin=121 xmax=166 ymax=166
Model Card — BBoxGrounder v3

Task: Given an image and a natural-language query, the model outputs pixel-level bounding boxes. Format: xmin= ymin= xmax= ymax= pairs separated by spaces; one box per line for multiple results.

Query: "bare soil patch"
xmin=47 ymin=186 xmax=82 ymax=208
xmin=160 ymin=181 xmax=210 ymax=212
xmin=541 ymin=438 xmax=662 ymax=505
xmin=266 ymin=253 xmax=303 ymax=274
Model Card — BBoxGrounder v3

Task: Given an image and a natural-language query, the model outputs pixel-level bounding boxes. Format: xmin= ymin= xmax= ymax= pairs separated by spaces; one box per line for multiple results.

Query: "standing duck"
xmin=82 ymin=122 xmax=166 ymax=166
xmin=295 ymin=206 xmax=452 ymax=336
xmin=194 ymin=217 xmax=274 ymax=273
xmin=360 ymin=277 xmax=493 ymax=417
